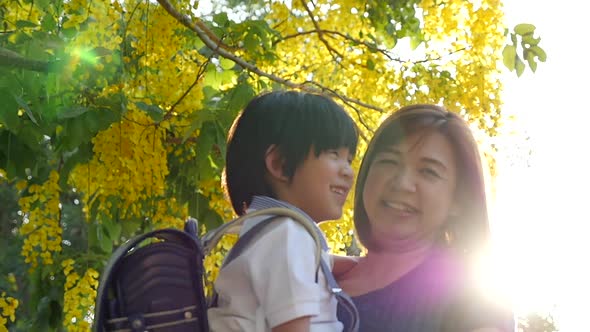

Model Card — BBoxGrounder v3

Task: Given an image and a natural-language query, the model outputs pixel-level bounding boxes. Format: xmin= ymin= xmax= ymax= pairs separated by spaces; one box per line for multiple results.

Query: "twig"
xmin=162 ymin=58 xmax=210 ymax=121
xmin=155 ymin=0 xmax=385 ymax=117
xmin=303 ymin=81 xmax=374 ymax=140
xmin=299 ymin=0 xmax=344 ymax=63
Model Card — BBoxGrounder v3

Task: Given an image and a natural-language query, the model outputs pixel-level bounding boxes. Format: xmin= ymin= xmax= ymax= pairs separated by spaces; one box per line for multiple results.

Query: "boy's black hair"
xmin=223 ymin=90 xmax=359 ymax=215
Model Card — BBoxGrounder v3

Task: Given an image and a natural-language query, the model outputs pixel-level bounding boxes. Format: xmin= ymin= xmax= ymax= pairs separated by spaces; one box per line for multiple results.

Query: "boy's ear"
xmin=265 ymin=145 xmax=288 ymax=182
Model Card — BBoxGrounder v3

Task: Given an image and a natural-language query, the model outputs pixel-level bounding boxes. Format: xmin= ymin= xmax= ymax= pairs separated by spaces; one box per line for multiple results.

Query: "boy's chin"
xmin=320 ymin=212 xmax=343 ymax=222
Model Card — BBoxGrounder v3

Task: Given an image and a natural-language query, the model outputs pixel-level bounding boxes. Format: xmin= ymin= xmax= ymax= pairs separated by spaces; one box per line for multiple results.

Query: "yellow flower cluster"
xmin=70 ymin=109 xmax=169 ymax=221
xmin=3 ymin=0 xmax=43 ymax=42
xmin=18 ymin=171 xmax=62 ymax=269
xmin=199 ymin=178 xmax=235 ymax=222
xmin=0 ymin=292 xmax=18 ymax=332
xmin=197 ymin=178 xmax=237 ymax=292
xmin=203 ymin=233 xmax=238 ymax=295
xmin=151 ymin=197 xmax=188 ymax=230
xmin=420 ymin=0 xmax=505 ymax=132
xmin=123 ymin=3 xmax=206 ymax=128
xmin=61 ymin=259 xmax=99 ymax=332
xmin=320 ymin=208 xmax=355 ymax=255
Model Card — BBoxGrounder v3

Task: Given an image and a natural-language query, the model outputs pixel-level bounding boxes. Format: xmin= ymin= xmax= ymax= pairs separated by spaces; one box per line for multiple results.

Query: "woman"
xmin=337 ymin=104 xmax=514 ymax=331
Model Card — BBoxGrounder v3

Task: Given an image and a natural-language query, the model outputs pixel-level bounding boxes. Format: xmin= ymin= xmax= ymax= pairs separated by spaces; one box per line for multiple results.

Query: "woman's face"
xmin=362 ymin=130 xmax=458 ymax=249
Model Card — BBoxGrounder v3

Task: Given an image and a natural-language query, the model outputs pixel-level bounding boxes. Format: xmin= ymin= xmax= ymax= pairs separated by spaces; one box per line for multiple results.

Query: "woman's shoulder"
xmin=436 ymin=249 xmax=515 ymax=331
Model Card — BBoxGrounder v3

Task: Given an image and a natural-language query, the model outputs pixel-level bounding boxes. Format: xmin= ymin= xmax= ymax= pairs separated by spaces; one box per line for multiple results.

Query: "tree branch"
xmin=299 ymin=0 xmax=344 ymax=63
xmin=303 ymin=81 xmax=373 ymax=141
xmin=276 ymin=29 xmax=468 ymax=65
xmin=155 ymin=0 xmax=384 ymax=124
xmin=0 ymin=47 xmax=57 ymax=72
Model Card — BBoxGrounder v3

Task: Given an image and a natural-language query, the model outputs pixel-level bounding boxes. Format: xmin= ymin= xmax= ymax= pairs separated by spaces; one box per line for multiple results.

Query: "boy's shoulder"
xmin=241 ymin=213 xmax=319 ymax=242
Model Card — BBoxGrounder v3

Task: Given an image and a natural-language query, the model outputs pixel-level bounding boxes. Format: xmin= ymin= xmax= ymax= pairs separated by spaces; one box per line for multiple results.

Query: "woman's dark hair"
xmin=354 ymin=104 xmax=489 ymax=254
xmin=223 ymin=90 xmax=358 ymax=215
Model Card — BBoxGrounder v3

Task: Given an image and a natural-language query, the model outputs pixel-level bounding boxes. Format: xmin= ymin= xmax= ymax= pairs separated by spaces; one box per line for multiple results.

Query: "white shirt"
xmin=207 ymin=209 xmax=343 ymax=332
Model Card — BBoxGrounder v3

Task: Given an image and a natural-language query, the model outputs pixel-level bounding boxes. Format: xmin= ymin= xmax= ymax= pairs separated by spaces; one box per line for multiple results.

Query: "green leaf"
xmin=121 ymin=218 xmax=142 ymax=238
xmin=525 ymin=50 xmax=537 ymax=72
xmin=219 ymin=58 xmax=236 ymax=70
xmin=530 ymin=45 xmax=547 ymax=62
xmin=36 ymin=0 xmax=51 ymax=11
xmin=367 ymin=59 xmax=375 ymax=70
xmin=135 ymin=101 xmax=164 ymax=122
xmin=34 ymin=296 xmax=51 ymax=328
xmin=0 ymin=131 xmax=40 ymax=178
xmin=16 ymin=20 xmax=38 ymax=28
xmin=13 ymin=94 xmax=39 ymax=125
xmin=514 ymin=23 xmax=536 ymax=35
xmin=98 ymin=224 xmax=113 ymax=254
xmin=58 ymin=143 xmax=93 ymax=188
xmin=203 ymin=67 xmax=237 ymax=90
xmin=522 ymin=34 xmax=540 ymax=46
xmin=182 ymin=115 xmax=205 ymax=143
xmin=103 ymin=218 xmax=122 ymax=242
xmin=62 ymin=27 xmax=78 ymax=39
xmin=213 ymin=12 xmax=229 ymax=27
xmin=88 ymin=222 xmax=100 ymax=250
xmin=41 ymin=12 xmax=57 ymax=31
xmin=226 ymin=82 xmax=255 ymax=116
xmin=502 ymin=45 xmax=516 ymax=71
xmin=409 ymin=35 xmax=423 ymax=50
xmin=243 ymin=32 xmax=259 ymax=54
xmin=188 ymin=193 xmax=223 ymax=230
xmin=515 ymin=56 xmax=525 ymax=77
xmin=0 ymin=88 xmax=19 ymax=130
xmin=57 ymin=106 xmax=89 ymax=119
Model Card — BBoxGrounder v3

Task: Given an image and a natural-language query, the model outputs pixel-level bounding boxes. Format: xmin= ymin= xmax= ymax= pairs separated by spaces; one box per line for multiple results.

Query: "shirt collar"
xmin=249 ymin=195 xmax=329 ymax=251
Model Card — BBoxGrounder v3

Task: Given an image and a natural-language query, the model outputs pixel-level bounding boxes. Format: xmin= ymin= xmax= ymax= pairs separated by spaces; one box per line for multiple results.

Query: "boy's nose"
xmin=341 ymin=162 xmax=354 ymax=178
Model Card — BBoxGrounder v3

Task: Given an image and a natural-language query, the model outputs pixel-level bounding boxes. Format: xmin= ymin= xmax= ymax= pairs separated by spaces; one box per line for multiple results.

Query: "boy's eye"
xmin=326 ymin=150 xmax=340 ymax=158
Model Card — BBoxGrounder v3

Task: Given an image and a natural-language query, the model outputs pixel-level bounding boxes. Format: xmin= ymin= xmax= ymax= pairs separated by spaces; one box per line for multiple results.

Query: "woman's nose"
xmin=391 ymin=167 xmax=416 ymax=192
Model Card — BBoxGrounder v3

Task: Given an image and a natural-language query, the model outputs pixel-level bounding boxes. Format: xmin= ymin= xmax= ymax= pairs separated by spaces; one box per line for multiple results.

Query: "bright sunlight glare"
xmin=487 ymin=1 xmax=589 ymax=330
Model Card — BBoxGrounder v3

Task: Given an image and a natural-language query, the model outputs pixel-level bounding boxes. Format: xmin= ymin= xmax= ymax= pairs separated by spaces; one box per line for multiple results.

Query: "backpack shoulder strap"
xmin=202 ymin=207 xmax=323 ymax=269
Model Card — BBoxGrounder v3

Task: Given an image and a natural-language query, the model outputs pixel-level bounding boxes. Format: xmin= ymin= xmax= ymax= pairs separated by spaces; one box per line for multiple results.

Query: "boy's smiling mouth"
xmin=330 ymin=185 xmax=349 ymax=196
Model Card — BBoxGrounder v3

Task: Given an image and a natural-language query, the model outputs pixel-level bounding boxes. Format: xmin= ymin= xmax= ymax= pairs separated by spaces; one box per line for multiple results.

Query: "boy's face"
xmin=281 ymin=147 xmax=354 ymax=222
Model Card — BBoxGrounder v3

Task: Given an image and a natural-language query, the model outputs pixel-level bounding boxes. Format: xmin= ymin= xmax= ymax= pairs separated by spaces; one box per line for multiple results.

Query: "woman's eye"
xmin=377 ymin=158 xmax=398 ymax=165
xmin=421 ymin=168 xmax=441 ymax=178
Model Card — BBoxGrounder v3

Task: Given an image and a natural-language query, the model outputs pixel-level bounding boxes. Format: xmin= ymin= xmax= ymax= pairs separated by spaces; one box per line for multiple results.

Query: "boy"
xmin=207 ymin=90 xmax=358 ymax=332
